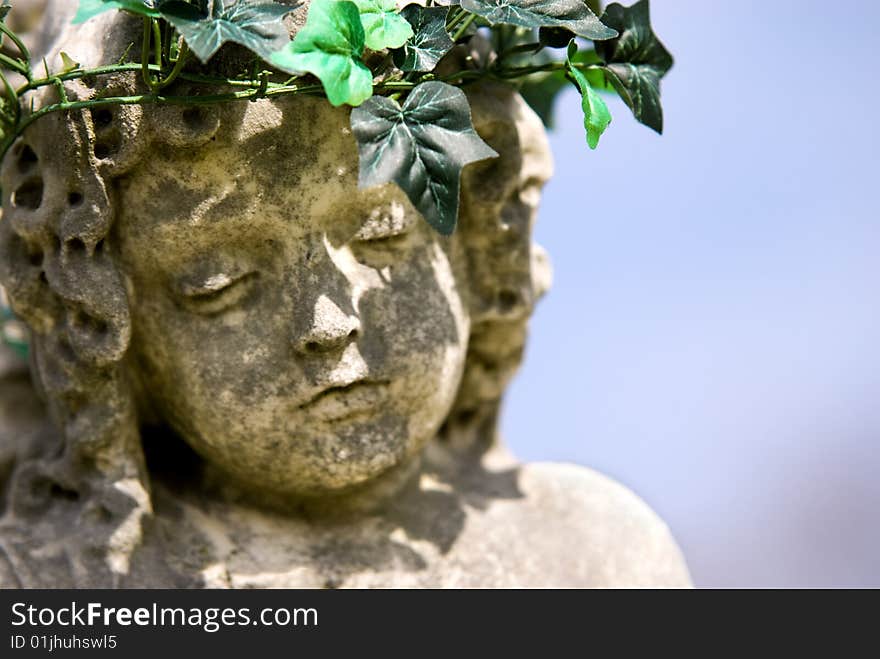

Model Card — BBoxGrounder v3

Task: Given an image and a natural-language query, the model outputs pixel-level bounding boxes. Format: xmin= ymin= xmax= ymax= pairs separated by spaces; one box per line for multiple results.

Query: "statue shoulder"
xmin=456 ymin=461 xmax=692 ymax=588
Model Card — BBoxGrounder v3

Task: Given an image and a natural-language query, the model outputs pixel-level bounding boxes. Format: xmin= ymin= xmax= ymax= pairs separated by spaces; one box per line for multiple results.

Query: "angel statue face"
xmin=1 ymin=44 xmax=550 ymax=514
xmin=114 ymin=97 xmax=474 ymax=499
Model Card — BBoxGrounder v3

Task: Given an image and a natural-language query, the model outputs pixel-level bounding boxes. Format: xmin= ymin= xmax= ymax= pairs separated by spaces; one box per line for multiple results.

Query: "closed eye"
xmin=355 ymin=232 xmax=411 ymax=247
xmin=353 ymin=200 xmax=416 ymax=247
xmin=178 ymin=272 xmax=258 ymax=315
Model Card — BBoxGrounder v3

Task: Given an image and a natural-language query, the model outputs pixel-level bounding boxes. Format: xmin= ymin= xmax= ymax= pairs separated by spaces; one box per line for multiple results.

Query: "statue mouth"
xmin=298 ymin=380 xmax=390 ymax=421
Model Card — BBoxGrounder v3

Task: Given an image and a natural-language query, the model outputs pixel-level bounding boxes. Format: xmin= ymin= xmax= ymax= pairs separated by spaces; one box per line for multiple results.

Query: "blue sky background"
xmin=502 ymin=0 xmax=880 ymax=587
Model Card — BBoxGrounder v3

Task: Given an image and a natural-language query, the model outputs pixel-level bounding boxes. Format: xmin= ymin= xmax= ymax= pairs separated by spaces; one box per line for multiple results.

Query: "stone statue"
xmin=0 ymin=2 xmax=690 ymax=587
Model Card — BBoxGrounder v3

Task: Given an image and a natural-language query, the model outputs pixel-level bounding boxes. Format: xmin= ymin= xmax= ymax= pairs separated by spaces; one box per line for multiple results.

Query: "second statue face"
xmin=113 ymin=97 xmax=471 ymax=498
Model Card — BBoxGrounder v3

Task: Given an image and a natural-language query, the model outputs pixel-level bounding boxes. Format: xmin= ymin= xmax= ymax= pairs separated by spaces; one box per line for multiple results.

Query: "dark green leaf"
xmin=73 ymin=0 xmax=160 ymax=24
xmin=394 ymin=5 xmax=454 ymax=72
xmin=538 ymin=26 xmax=573 ymax=48
xmin=0 ymin=3 xmax=11 ymax=22
xmin=270 ymin=0 xmax=372 ymax=107
xmin=566 ymin=40 xmax=610 ymax=149
xmin=516 ymin=48 xmax=567 ymax=127
xmin=519 ymin=69 xmax=568 ymax=128
xmin=459 ymin=0 xmax=617 ymax=41
xmin=596 ymin=0 xmax=672 ymax=133
xmin=352 ymin=0 xmax=413 ymax=51
xmin=350 ymin=81 xmax=498 ymax=235
xmin=585 ymin=0 xmax=603 ymax=15
xmin=159 ymin=0 xmax=294 ymax=63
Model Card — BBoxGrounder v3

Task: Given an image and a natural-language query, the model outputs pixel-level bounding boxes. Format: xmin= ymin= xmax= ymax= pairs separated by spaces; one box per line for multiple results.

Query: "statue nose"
xmin=294 ymin=294 xmax=360 ymax=355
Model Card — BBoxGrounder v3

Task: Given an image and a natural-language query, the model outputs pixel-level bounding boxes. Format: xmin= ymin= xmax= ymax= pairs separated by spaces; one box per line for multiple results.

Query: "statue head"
xmin=0 ymin=6 xmax=552 ymax=577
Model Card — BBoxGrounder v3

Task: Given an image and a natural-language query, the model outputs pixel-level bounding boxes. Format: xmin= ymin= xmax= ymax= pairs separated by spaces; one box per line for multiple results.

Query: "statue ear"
xmin=459 ymin=84 xmax=552 ymax=325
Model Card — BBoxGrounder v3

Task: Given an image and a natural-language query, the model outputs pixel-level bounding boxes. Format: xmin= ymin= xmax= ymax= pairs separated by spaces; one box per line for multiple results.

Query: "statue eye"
xmin=355 ymin=231 xmax=411 ymax=248
xmin=349 ymin=229 xmax=414 ymax=270
xmin=177 ymin=272 xmax=258 ymax=315
xmin=352 ymin=200 xmax=416 ymax=248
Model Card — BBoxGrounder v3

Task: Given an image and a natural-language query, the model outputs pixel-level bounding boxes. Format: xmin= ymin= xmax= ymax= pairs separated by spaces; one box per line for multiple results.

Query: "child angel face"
xmin=113 ymin=97 xmax=472 ymax=497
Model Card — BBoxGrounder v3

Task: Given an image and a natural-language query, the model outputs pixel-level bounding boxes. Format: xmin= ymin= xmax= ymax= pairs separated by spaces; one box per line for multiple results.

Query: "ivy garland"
xmin=0 ymin=0 xmax=673 ymax=235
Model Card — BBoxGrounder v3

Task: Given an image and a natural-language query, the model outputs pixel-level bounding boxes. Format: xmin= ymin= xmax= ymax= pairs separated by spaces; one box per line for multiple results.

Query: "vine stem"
xmin=14 ymin=57 xmax=590 ymax=102
xmin=7 ymin=75 xmax=447 ymax=144
xmin=498 ymin=42 xmax=543 ymax=63
xmin=0 ymin=22 xmax=28 ymax=58
xmin=446 ymin=8 xmax=468 ymax=32
xmin=17 ymin=64 xmax=265 ymax=95
xmin=155 ymin=42 xmax=189 ymax=91
xmin=452 ymin=14 xmax=477 ymax=42
xmin=0 ymin=68 xmax=19 ymax=126
xmin=0 ymin=52 xmax=27 ymax=76
xmin=1 ymin=39 xmax=601 ymax=160
xmin=141 ymin=17 xmax=154 ymax=90
xmin=152 ymin=19 xmax=163 ymax=69
xmin=0 ymin=22 xmax=31 ymax=80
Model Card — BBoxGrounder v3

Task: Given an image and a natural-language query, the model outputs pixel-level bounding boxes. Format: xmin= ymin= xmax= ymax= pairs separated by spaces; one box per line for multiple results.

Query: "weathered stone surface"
xmin=0 ymin=2 xmax=690 ymax=587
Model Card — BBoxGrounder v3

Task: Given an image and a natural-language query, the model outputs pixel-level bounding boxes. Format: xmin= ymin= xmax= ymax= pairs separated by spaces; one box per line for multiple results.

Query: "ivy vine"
xmin=0 ymin=0 xmax=673 ymax=235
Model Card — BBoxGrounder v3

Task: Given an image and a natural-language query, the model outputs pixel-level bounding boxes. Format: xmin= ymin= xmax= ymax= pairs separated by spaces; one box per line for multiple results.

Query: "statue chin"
xmin=0 ymin=3 xmax=691 ymax=588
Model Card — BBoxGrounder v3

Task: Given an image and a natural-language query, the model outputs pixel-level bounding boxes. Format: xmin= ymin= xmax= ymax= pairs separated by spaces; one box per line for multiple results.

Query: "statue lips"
xmin=297 ymin=379 xmax=391 ymax=422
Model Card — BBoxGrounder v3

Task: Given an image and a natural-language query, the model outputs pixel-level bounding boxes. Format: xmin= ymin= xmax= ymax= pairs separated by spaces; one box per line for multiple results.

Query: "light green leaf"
xmin=350 ymin=81 xmax=498 ymax=234
xmin=59 ymin=51 xmax=81 ymax=73
xmin=352 ymin=0 xmax=413 ymax=51
xmin=596 ymin=0 xmax=672 ymax=133
xmin=459 ymin=0 xmax=617 ymax=40
xmin=394 ymin=5 xmax=454 ymax=72
xmin=270 ymin=0 xmax=373 ymax=107
xmin=73 ymin=0 xmax=160 ymax=24
xmin=159 ymin=0 xmax=294 ymax=63
xmin=567 ymin=40 xmax=611 ymax=149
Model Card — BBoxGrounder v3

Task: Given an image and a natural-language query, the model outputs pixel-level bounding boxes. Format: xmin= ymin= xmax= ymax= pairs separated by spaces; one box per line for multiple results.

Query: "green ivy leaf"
xmin=538 ymin=26 xmax=574 ymax=49
xmin=394 ymin=5 xmax=454 ymax=73
xmin=596 ymin=0 xmax=672 ymax=133
xmin=352 ymin=0 xmax=413 ymax=51
xmin=270 ymin=0 xmax=372 ymax=107
xmin=459 ymin=0 xmax=617 ymax=41
xmin=350 ymin=81 xmax=498 ymax=235
xmin=73 ymin=0 xmax=160 ymax=23
xmin=159 ymin=0 xmax=294 ymax=64
xmin=567 ymin=40 xmax=610 ymax=149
